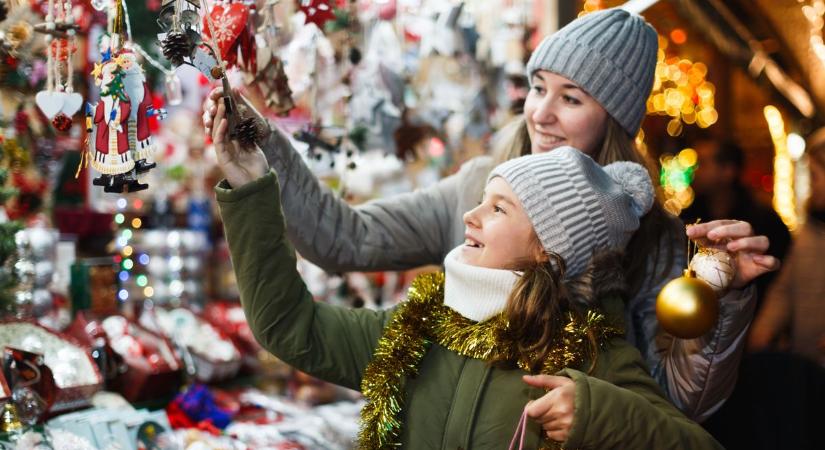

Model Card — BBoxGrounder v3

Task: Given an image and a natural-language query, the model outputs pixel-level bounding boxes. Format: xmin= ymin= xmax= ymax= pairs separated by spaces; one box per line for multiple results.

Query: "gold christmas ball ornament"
xmin=656 ymin=269 xmax=719 ymax=339
xmin=690 ymin=248 xmax=736 ymax=294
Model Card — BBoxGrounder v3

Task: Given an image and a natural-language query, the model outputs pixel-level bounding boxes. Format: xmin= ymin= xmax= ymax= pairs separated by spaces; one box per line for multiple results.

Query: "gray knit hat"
xmin=526 ymin=8 xmax=658 ymax=136
xmin=489 ymin=147 xmax=654 ymax=279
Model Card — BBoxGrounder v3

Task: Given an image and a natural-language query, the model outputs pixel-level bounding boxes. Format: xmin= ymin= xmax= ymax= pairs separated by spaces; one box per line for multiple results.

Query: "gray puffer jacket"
xmin=260 ymin=127 xmax=756 ymax=422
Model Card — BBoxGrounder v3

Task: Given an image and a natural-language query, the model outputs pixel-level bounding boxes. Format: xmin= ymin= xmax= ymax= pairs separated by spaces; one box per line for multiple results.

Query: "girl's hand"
xmin=686 ymin=220 xmax=780 ymax=289
xmin=523 ymin=374 xmax=576 ymax=443
xmin=208 ymin=98 xmax=269 ymax=188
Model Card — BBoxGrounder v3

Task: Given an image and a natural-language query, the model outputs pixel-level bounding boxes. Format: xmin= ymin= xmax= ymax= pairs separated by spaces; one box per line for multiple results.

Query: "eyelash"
xmin=531 ymin=86 xmax=582 ymax=105
xmin=563 ymin=95 xmax=581 ymax=105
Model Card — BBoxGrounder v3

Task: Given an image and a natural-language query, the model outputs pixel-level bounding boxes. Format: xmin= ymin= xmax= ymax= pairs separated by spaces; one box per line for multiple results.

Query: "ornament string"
xmin=202 ymin=0 xmax=229 ymax=73
xmin=66 ymin=0 xmax=77 ymax=94
xmin=120 ymin=0 xmax=132 ymax=41
xmin=46 ymin=0 xmax=54 ymax=92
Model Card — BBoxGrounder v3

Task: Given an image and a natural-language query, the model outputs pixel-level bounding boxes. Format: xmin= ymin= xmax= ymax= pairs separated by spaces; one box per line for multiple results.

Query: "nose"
xmin=531 ymin=94 xmax=558 ymax=125
xmin=463 ymin=205 xmax=481 ymax=229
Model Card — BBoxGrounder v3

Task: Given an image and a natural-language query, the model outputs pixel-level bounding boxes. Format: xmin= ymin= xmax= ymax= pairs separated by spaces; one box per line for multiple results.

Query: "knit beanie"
xmin=526 ymin=8 xmax=658 ymax=136
xmin=489 ymin=146 xmax=654 ymax=279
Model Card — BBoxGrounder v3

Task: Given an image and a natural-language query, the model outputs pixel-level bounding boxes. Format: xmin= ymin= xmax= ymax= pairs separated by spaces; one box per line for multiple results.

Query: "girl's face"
xmin=461 ymin=177 xmax=543 ymax=269
xmin=524 ymin=70 xmax=609 ymax=156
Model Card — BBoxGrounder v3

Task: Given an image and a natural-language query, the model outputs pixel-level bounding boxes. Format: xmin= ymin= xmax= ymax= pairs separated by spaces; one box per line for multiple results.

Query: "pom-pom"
xmin=603 ymin=161 xmax=654 ymax=217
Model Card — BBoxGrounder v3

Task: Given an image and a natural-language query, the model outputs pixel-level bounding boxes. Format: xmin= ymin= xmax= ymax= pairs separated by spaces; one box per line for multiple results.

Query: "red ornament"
xmin=298 ymin=0 xmax=337 ymax=29
xmin=203 ymin=2 xmax=254 ymax=70
xmin=52 ymin=113 xmax=72 ymax=132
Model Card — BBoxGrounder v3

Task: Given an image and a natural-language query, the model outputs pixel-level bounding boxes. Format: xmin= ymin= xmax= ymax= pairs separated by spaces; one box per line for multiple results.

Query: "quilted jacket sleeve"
xmin=626 ymin=229 xmax=756 ymax=422
xmin=560 ymin=339 xmax=724 ymax=449
xmin=216 ymin=171 xmax=391 ymax=391
xmin=258 ymin=127 xmax=471 ymax=272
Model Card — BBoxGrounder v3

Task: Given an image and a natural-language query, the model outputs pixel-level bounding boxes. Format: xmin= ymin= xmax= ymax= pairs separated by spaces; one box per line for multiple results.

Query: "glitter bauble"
xmin=690 ymin=248 xmax=736 ymax=294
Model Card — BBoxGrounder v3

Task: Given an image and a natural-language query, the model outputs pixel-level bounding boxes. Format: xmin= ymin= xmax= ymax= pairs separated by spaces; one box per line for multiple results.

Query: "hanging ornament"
xmin=161 ymin=30 xmax=194 ymax=66
xmin=254 ymin=54 xmax=294 ymax=115
xmin=298 ymin=0 xmax=336 ymax=30
xmin=656 ymin=231 xmax=720 ymax=339
xmin=294 ymin=127 xmax=343 ymax=163
xmin=158 ymin=0 xmax=198 ymax=66
xmin=118 ymin=50 xmax=163 ymax=174
xmin=202 ymin=0 xmax=255 ymax=71
xmin=246 ymin=0 xmax=293 ymax=115
xmin=164 ymin=72 xmax=183 ymax=106
xmin=51 ymin=113 xmax=72 ymax=131
xmin=80 ymin=1 xmax=166 ymax=193
xmin=157 ymin=0 xmax=223 ymax=82
xmin=689 ymin=248 xmax=736 ymax=294
xmin=199 ymin=1 xmax=267 ymax=150
xmin=33 ymin=0 xmax=82 ymax=130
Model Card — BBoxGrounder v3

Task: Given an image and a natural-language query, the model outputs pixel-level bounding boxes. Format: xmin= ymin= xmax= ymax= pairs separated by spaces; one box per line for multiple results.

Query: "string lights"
xmin=659 ymin=147 xmax=699 ymax=215
xmin=763 ymin=105 xmax=798 ymax=231
xmin=114 ymin=197 xmax=152 ymax=303
xmin=799 ymin=0 xmax=825 ymax=65
xmin=647 ymin=35 xmax=718 ymax=136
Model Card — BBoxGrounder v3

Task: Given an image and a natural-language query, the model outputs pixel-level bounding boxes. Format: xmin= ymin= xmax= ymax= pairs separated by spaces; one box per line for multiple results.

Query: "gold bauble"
xmin=656 ymin=269 xmax=719 ymax=339
xmin=0 ymin=402 xmax=23 ymax=433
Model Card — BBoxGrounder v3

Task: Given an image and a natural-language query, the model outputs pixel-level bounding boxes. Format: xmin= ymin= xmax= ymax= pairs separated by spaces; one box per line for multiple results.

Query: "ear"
xmin=533 ymin=242 xmax=549 ymax=264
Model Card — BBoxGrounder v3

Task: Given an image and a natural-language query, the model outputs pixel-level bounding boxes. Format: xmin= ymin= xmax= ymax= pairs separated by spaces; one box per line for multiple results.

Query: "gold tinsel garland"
xmin=358 ymin=272 xmax=622 ymax=449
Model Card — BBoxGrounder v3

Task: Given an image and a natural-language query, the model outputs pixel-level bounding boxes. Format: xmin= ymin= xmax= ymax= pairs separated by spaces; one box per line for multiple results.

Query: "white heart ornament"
xmin=35 ymin=91 xmax=65 ymax=119
xmin=61 ymin=93 xmax=83 ymax=116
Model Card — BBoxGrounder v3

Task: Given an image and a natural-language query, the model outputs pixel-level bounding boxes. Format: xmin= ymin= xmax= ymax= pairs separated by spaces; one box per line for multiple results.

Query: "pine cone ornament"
xmin=235 ymin=116 xmax=266 ymax=149
xmin=51 ymin=113 xmax=72 ymax=132
xmin=161 ymin=32 xmax=193 ymax=66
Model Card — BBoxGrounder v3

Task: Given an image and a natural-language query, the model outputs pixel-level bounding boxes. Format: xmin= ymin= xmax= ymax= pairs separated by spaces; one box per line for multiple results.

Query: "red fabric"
xmin=94 ymin=100 xmax=131 ymax=155
xmin=136 ymin=83 xmax=153 ymax=140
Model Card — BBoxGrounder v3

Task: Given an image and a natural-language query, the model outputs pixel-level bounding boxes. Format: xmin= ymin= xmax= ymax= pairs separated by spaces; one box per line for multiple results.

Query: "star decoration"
xmin=91 ymin=62 xmax=103 ymax=79
xmin=297 ymin=0 xmax=336 ymax=29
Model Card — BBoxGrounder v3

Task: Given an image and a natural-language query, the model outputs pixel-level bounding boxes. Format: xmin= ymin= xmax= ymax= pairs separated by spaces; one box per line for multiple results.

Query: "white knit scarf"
xmin=443 ymin=246 xmax=520 ymax=323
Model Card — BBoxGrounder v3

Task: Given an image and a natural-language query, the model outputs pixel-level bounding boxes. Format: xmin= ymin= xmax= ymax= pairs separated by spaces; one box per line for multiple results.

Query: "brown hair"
xmin=489 ymin=116 xmax=680 ymax=298
xmin=499 ymin=253 xmax=599 ymax=373
xmin=496 ymin=244 xmax=629 ymax=373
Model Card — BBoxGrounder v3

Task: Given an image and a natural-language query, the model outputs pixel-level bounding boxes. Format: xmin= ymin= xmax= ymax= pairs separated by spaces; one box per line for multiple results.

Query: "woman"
xmin=203 ymin=8 xmax=778 ymax=422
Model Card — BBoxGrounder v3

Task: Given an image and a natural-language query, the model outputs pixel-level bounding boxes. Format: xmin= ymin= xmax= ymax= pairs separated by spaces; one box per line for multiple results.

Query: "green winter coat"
xmin=217 ymin=171 xmax=723 ymax=450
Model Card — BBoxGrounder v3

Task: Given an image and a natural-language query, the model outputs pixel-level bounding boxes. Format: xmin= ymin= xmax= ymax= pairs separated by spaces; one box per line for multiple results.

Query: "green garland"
xmin=358 ymin=272 xmax=621 ymax=449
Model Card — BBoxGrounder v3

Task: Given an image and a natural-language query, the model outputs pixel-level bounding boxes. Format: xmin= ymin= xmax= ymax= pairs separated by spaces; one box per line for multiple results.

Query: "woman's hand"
xmin=686 ymin=220 xmax=780 ymax=289
xmin=523 ymin=374 xmax=576 ymax=443
xmin=203 ymin=88 xmax=269 ymax=188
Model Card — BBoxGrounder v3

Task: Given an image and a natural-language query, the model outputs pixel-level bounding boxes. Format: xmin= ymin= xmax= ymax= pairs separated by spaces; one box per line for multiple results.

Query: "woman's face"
xmin=461 ymin=177 xmax=543 ymax=269
xmin=524 ymin=70 xmax=609 ymax=156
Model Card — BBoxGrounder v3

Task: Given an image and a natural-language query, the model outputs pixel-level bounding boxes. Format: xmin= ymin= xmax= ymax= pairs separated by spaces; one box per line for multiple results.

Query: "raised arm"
xmin=259 ymin=125 xmax=465 ymax=272
xmin=216 ymin=171 xmax=392 ymax=389
xmin=629 ymin=219 xmax=777 ymax=422
xmin=204 ymin=87 xmax=474 ymax=273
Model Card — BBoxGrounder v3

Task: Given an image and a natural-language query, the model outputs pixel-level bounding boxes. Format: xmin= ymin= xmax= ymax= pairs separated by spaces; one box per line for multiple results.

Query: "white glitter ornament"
xmin=689 ymin=248 xmax=736 ymax=293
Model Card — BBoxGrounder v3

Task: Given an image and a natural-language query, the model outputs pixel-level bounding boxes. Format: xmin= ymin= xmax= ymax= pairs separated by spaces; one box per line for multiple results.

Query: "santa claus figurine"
xmin=87 ymin=56 xmax=149 ymax=192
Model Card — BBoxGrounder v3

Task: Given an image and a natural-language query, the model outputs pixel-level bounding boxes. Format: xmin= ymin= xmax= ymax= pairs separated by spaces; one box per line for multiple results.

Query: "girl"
xmin=215 ymin=123 xmax=722 ymax=448
xmin=203 ymin=7 xmax=778 ymax=422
